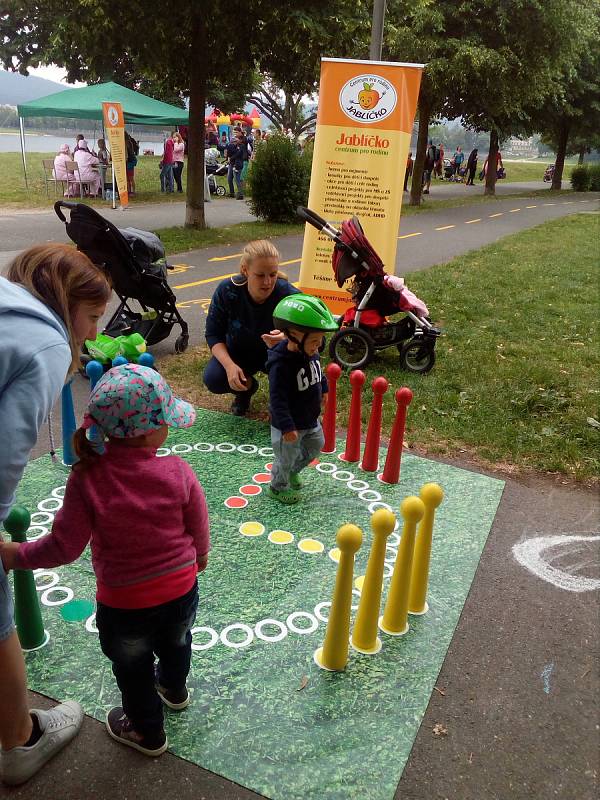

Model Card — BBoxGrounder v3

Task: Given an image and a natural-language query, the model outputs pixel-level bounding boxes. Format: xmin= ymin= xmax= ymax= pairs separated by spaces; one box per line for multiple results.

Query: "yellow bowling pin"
xmin=379 ymin=496 xmax=425 ymax=636
xmin=408 ymin=483 xmax=444 ymax=615
xmin=314 ymin=523 xmax=362 ymax=671
xmin=351 ymin=508 xmax=396 ymax=654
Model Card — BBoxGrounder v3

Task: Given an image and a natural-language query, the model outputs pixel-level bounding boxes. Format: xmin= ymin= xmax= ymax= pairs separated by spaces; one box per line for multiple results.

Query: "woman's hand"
xmin=283 ymin=430 xmax=299 ymax=443
xmin=261 ymin=329 xmax=286 ymax=349
xmin=226 ymin=363 xmax=250 ymax=392
xmin=0 ymin=540 xmax=20 ymax=572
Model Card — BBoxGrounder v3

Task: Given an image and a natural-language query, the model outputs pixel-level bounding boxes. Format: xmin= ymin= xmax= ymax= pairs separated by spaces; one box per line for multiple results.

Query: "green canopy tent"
xmin=17 ymin=81 xmax=189 ymax=186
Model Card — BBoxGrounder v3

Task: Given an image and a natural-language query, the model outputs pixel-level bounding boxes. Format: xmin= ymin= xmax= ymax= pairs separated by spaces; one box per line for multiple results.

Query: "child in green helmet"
xmin=266 ymin=294 xmax=339 ymax=504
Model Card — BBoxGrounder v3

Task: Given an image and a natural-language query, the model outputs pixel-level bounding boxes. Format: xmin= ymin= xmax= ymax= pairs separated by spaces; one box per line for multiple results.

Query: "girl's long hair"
xmin=6 ymin=244 xmax=112 ymax=374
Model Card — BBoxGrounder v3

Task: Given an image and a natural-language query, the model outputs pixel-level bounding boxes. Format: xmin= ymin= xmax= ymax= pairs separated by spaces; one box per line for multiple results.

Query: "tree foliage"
xmin=247 ymin=135 xmax=312 ymax=222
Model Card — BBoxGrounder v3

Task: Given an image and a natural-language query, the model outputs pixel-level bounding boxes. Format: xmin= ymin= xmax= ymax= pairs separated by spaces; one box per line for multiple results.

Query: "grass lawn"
xmin=159 ymin=214 xmax=599 ymax=483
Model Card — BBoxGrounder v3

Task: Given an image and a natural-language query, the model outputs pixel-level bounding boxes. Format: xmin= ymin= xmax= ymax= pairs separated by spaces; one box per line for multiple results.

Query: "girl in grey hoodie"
xmin=0 ymin=243 xmax=111 ymax=786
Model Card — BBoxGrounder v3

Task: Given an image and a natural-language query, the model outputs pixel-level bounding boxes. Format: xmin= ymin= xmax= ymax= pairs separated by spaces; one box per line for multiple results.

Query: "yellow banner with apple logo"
xmin=299 ymin=58 xmax=423 ymax=314
xmin=102 ymin=101 xmax=128 ymax=206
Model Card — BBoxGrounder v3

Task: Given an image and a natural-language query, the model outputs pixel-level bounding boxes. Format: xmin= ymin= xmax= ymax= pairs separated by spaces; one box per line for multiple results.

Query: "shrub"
xmin=588 ymin=163 xmax=600 ymax=192
xmin=247 ymin=135 xmax=312 ymax=222
xmin=570 ymin=165 xmax=591 ymax=191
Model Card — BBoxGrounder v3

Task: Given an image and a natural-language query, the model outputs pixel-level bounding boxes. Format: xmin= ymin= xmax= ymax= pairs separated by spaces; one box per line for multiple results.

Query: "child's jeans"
xmin=270 ymin=423 xmax=324 ymax=490
xmin=96 ymin=582 xmax=198 ymax=736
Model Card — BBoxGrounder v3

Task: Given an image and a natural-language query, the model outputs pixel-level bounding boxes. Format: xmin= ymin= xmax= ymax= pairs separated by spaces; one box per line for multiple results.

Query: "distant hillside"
xmin=0 ymin=70 xmax=65 ymax=106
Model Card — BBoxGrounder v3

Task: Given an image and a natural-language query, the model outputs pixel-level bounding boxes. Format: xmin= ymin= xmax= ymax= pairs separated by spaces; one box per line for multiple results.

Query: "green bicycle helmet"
xmin=273 ymin=294 xmax=339 ymax=354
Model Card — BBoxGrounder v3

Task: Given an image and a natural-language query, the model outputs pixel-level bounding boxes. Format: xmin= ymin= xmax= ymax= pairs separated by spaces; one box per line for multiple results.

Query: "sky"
xmin=27 ymin=64 xmax=86 ymax=87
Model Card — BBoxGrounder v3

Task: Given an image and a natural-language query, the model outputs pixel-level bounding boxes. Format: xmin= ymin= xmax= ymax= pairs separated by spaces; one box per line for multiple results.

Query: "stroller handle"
xmin=54 ymin=200 xmax=79 ymax=222
xmin=296 ymin=206 xmax=329 ymax=231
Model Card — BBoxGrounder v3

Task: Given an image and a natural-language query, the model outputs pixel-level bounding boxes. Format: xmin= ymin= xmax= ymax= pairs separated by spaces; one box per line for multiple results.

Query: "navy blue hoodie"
xmin=266 ymin=340 xmax=328 ymax=434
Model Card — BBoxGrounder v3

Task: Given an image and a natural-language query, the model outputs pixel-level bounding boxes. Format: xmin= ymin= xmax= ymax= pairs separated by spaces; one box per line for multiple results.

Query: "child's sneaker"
xmin=0 ymin=701 xmax=84 ymax=786
xmin=156 ymin=682 xmax=190 ymax=710
xmin=105 ymin=707 xmax=167 ymax=757
xmin=267 ymin=485 xmax=300 ymax=505
xmin=289 ymin=473 xmax=302 ymax=490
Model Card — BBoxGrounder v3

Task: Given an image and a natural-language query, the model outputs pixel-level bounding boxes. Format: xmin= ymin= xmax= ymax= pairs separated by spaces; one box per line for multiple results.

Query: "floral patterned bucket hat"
xmin=84 ymin=363 xmax=195 ymax=438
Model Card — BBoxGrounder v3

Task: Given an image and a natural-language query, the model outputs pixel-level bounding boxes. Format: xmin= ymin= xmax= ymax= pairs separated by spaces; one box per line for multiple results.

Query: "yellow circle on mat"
xmin=329 ymin=547 xmax=341 ymax=563
xmin=268 ymin=529 xmax=294 ymax=545
xmin=298 ymin=538 xmax=324 ymax=554
xmin=239 ymin=521 xmax=265 ymax=537
xmin=354 ymin=575 xmax=365 ymax=591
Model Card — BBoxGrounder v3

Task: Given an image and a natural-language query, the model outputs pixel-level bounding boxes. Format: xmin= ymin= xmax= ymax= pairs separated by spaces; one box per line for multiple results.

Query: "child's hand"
xmin=261 ymin=330 xmax=286 ymax=349
xmin=0 ymin=540 xmax=21 ymax=572
xmin=197 ymin=553 xmax=209 ymax=572
xmin=283 ymin=430 xmax=299 ymax=443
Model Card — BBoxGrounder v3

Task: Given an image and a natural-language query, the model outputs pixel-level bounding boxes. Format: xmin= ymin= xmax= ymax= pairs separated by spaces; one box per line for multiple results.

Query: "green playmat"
xmin=13 ymin=409 xmax=504 ymax=800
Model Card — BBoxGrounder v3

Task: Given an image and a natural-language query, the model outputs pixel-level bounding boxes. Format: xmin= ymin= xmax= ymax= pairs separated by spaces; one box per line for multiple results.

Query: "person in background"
xmin=0 ymin=244 xmax=111 ymax=786
xmin=206 ymin=121 xmax=219 ymax=147
xmin=217 ymin=131 xmax=228 ymax=157
xmin=96 ymin=139 xmax=109 ymax=164
xmin=435 ymin=142 xmax=445 ymax=179
xmin=53 ymin=144 xmax=72 ymax=194
xmin=203 ymin=240 xmax=299 ymax=416
xmin=160 ymin=134 xmax=175 ymax=193
xmin=172 ymin=132 xmax=185 ymax=193
xmin=404 ymin=151 xmax=413 ymax=191
xmin=453 ymin=145 xmax=464 ymax=179
xmin=422 ymin=139 xmax=436 ymax=194
xmin=225 ymin=132 xmax=245 ymax=200
xmin=124 ymin=131 xmax=139 ymax=195
xmin=465 ymin=147 xmax=478 ymax=185
xmin=73 ymin=139 xmax=102 ymax=197
xmin=73 ymin=134 xmax=85 ymax=153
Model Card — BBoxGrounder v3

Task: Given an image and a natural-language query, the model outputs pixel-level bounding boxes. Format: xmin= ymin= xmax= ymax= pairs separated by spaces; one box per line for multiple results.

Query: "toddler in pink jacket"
xmin=1 ymin=364 xmax=210 ymax=758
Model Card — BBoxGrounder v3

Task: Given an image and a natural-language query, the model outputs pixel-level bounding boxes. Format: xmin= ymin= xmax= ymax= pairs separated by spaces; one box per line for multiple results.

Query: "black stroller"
xmin=297 ymin=206 xmax=440 ymax=373
xmin=206 ymin=162 xmax=228 ymax=196
xmin=54 ymin=202 xmax=189 ymax=353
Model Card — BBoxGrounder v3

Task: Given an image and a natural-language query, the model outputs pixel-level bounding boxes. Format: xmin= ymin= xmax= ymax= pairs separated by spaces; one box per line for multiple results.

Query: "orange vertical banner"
xmin=299 ymin=58 xmax=423 ymax=314
xmin=102 ymin=102 xmax=128 ymax=207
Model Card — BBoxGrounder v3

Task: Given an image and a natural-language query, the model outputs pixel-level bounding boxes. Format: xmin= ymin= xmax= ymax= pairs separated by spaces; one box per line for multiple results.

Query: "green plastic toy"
xmin=85 ymin=332 xmax=147 ymax=364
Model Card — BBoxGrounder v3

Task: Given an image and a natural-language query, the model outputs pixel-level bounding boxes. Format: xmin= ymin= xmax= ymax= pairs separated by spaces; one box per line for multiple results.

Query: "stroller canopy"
xmin=332 ymin=217 xmax=385 ymax=288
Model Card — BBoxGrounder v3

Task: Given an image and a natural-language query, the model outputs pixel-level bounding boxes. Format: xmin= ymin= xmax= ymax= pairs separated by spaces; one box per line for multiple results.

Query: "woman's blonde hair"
xmin=6 ymin=244 xmax=112 ymax=373
xmin=238 ymin=240 xmax=287 ymax=281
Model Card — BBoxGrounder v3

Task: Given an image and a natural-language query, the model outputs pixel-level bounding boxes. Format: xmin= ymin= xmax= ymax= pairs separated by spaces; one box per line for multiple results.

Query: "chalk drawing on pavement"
xmin=512 ymin=534 xmax=600 ymax=593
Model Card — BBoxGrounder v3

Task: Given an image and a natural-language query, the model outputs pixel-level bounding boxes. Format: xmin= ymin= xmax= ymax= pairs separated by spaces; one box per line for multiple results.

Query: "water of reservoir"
xmin=0 ymin=131 xmax=166 ymax=155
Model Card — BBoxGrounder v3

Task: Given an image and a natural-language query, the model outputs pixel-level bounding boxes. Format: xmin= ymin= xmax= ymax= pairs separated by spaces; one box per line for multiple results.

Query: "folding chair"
xmin=65 ymin=160 xmax=94 ymax=199
xmin=42 ymin=159 xmax=63 ymax=197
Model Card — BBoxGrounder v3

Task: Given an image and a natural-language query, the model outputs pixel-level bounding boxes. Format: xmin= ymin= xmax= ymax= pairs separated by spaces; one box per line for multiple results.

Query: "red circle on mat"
xmin=224 ymin=496 xmax=248 ymax=509
xmin=253 ymin=473 xmax=271 ymax=484
xmin=264 ymin=463 xmax=273 ymax=471
xmin=240 ymin=484 xmax=261 ymax=496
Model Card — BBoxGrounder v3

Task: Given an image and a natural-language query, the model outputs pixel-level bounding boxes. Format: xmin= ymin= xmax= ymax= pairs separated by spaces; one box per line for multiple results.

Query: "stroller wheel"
xmin=175 ymin=334 xmax=189 ymax=354
xmin=399 ymin=339 xmax=436 ymax=374
xmin=329 ymin=327 xmax=374 ymax=370
xmin=216 ymin=185 xmax=227 ymax=197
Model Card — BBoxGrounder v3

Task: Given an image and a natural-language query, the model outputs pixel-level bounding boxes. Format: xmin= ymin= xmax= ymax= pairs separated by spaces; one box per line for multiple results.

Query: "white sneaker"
xmin=0 ymin=701 xmax=84 ymax=786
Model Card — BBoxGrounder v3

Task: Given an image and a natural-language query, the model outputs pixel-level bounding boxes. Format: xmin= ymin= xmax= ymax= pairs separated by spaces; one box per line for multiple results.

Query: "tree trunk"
xmin=578 ymin=145 xmax=585 ymax=165
xmin=185 ymin=13 xmax=207 ymax=228
xmin=484 ymin=128 xmax=498 ymax=196
xmin=410 ymin=96 xmax=431 ymax=207
xmin=551 ymin=118 xmax=569 ymax=191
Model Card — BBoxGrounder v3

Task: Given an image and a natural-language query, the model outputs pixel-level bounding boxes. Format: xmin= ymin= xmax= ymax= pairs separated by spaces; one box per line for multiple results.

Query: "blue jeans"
xmin=270 ymin=424 xmax=324 ymax=490
xmin=227 ymin=164 xmax=243 ymax=196
xmin=203 ymin=355 xmax=259 ymax=396
xmin=160 ymin=162 xmax=174 ymax=192
xmin=96 ymin=583 xmax=198 ymax=735
xmin=0 ymin=557 xmax=15 ymax=642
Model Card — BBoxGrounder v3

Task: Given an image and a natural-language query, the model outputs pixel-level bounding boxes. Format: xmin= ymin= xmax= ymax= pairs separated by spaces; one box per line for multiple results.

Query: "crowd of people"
xmin=402 ymin=140 xmax=504 ymax=193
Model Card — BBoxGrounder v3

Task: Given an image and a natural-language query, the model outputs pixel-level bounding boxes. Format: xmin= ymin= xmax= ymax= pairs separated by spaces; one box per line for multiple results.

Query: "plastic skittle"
xmin=408 ymin=483 xmax=444 ymax=615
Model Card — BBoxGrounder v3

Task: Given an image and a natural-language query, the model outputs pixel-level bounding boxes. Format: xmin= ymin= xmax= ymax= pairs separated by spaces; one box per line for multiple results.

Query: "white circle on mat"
xmin=41 ymin=586 xmax=74 ymax=606
xmin=26 ymin=526 xmax=49 ymax=542
xmin=85 ymin=613 xmax=98 ymax=634
xmin=193 ymin=442 xmax=214 ymax=452
xmin=34 ymin=571 xmax=59 ymax=590
xmin=171 ymin=443 xmax=193 ymax=454
xmin=216 ymin=442 xmax=236 ymax=453
xmin=254 ymin=618 xmax=288 ymax=643
xmin=156 ymin=447 xmax=171 ymax=457
xmin=30 ymin=511 xmax=54 ymax=526
xmin=37 ymin=498 xmax=62 ymax=512
xmin=347 ymin=479 xmax=370 ymax=491
xmin=351 ymin=588 xmax=361 ymax=611
xmin=315 ymin=462 xmax=337 ymax=474
xmin=333 ymin=470 xmax=355 ymax=481
xmin=368 ymin=501 xmax=393 ymax=514
xmin=359 ymin=489 xmax=381 ymax=502
xmin=286 ymin=611 xmax=319 ymax=635
xmin=258 ymin=447 xmax=274 ymax=457
xmin=237 ymin=444 xmax=258 ymax=454
xmin=51 ymin=485 xmax=66 ymax=499
xmin=314 ymin=601 xmax=331 ymax=622
xmin=191 ymin=626 xmax=219 ymax=651
xmin=220 ymin=623 xmax=254 ymax=649
xmin=383 ymin=562 xmax=393 ymax=578
xmin=385 ymin=545 xmax=398 ymax=562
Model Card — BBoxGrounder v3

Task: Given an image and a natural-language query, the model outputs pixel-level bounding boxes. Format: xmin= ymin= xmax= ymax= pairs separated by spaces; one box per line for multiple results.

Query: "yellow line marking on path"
xmin=489 ymin=213 xmax=504 ymax=218
xmin=176 ymin=298 xmax=211 ymax=310
xmin=543 ymin=203 xmax=556 ymax=206
xmin=509 ymin=208 xmax=521 ymax=213
xmin=525 ymin=205 xmax=537 ymax=208
xmin=397 ymin=232 xmax=422 ymax=239
xmin=279 ymin=258 xmax=302 ymax=266
xmin=562 ymin=201 xmax=574 ymax=204
xmin=208 ymin=252 xmax=244 ymax=262
xmin=435 ymin=225 xmax=455 ymax=231
xmin=465 ymin=218 xmax=481 ymax=224
xmin=174 ymin=272 xmax=236 ymax=290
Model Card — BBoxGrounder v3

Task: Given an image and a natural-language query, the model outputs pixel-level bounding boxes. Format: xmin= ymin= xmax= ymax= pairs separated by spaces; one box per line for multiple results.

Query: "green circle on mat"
xmin=61 ymin=599 xmax=94 ymax=622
